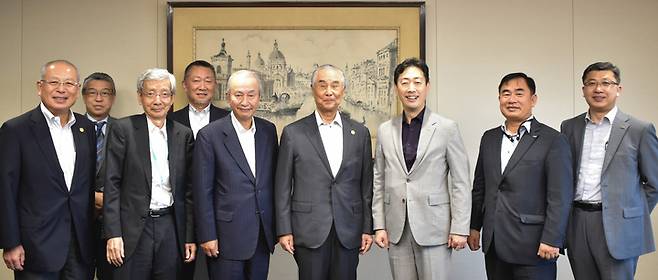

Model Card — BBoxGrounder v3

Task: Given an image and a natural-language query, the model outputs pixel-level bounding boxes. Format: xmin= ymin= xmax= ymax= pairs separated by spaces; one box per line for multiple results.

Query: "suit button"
xmin=402 ymin=198 xmax=406 ymax=203
xmin=406 ymin=178 xmax=410 ymax=183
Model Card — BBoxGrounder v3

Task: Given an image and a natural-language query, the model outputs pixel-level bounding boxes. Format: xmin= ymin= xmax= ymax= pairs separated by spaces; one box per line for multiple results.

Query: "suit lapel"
xmin=303 ymin=114 xmax=334 ymax=178
xmin=70 ymin=118 xmax=87 ymax=193
xmin=501 ymin=119 xmax=541 ymax=178
xmin=29 ymin=107 xmax=67 ymax=192
xmin=335 ymin=114 xmax=354 ymax=179
xmin=571 ymin=114 xmax=587 ymax=176
xmin=180 ymin=105 xmax=191 ymax=127
xmin=391 ymin=116 xmax=408 ymax=175
xmin=254 ymin=119 xmax=267 ymax=186
xmin=223 ymin=120 xmax=256 ymax=183
xmin=490 ymin=130 xmax=504 ymax=187
xmin=409 ymin=110 xmax=437 ymax=175
xmin=602 ymin=111 xmax=630 ymax=173
xmin=166 ymin=120 xmax=177 ymax=193
xmin=134 ymin=115 xmax=152 ymax=191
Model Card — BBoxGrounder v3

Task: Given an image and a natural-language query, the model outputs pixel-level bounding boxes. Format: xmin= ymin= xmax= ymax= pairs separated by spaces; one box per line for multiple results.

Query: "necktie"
xmin=95 ymin=121 xmax=106 ymax=172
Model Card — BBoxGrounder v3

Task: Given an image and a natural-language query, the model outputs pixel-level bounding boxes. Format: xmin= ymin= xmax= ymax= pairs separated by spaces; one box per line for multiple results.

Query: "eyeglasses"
xmin=584 ymin=80 xmax=619 ymax=89
xmin=40 ymin=79 xmax=79 ymax=89
xmin=84 ymin=89 xmax=114 ymax=97
xmin=140 ymin=91 xmax=173 ymax=99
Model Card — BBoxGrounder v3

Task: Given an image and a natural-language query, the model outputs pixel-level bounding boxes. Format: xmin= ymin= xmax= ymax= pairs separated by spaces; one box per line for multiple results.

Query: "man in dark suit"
xmin=81 ymin=72 xmax=117 ymax=280
xmin=169 ymin=60 xmax=228 ymax=280
xmin=561 ymin=62 xmax=658 ymax=280
xmin=275 ymin=64 xmax=374 ymax=280
xmin=104 ymin=68 xmax=196 ymax=279
xmin=169 ymin=60 xmax=229 ymax=138
xmin=193 ymin=70 xmax=277 ymax=280
xmin=0 ymin=60 xmax=96 ymax=279
xmin=467 ymin=73 xmax=573 ymax=280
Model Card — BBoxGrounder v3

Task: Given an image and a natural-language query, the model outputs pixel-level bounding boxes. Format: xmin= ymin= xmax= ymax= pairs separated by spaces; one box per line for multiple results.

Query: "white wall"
xmin=1 ymin=0 xmax=657 ymax=279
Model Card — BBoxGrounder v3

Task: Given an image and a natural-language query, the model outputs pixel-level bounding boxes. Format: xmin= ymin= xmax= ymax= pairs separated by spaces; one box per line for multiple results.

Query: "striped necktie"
xmin=95 ymin=121 xmax=106 ymax=172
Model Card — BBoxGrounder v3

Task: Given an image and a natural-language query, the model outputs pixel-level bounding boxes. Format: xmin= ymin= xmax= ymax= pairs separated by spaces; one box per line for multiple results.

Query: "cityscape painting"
xmin=193 ymin=29 xmax=399 ymax=137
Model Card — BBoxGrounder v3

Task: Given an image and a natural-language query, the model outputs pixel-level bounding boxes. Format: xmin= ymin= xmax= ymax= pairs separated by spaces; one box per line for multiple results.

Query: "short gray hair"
xmin=82 ymin=72 xmax=116 ymax=95
xmin=136 ymin=68 xmax=176 ymax=94
xmin=40 ymin=60 xmax=80 ymax=82
xmin=226 ymin=70 xmax=263 ymax=95
xmin=310 ymin=64 xmax=347 ymax=89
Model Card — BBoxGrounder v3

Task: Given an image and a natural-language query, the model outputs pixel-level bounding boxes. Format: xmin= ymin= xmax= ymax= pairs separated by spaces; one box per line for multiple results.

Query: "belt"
xmin=148 ymin=207 xmax=173 ymax=217
xmin=573 ymin=201 xmax=602 ymax=211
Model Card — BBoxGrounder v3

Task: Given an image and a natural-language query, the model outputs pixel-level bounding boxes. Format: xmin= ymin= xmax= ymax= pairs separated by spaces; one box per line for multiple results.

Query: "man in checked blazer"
xmin=275 ymin=64 xmax=373 ymax=280
xmin=468 ymin=72 xmax=573 ymax=280
xmin=561 ymin=62 xmax=658 ymax=280
xmin=371 ymin=58 xmax=471 ymax=280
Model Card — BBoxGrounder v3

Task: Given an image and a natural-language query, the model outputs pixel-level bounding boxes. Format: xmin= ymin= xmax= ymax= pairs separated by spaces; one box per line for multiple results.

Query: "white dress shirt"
xmin=40 ymin=103 xmax=76 ymax=191
xmin=500 ymin=117 xmax=533 ymax=173
xmin=315 ymin=111 xmax=343 ymax=177
xmin=575 ymin=106 xmax=618 ymax=203
xmin=230 ymin=112 xmax=257 ymax=177
xmin=147 ymin=118 xmax=173 ymax=209
xmin=189 ymin=104 xmax=211 ymax=138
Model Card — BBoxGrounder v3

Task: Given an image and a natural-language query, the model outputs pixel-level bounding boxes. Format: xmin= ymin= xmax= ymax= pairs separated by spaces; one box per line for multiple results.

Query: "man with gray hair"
xmin=81 ymin=72 xmax=117 ymax=280
xmin=275 ymin=64 xmax=374 ymax=280
xmin=193 ymin=70 xmax=278 ymax=279
xmin=1 ymin=60 xmax=96 ymax=279
xmin=104 ymin=68 xmax=196 ymax=279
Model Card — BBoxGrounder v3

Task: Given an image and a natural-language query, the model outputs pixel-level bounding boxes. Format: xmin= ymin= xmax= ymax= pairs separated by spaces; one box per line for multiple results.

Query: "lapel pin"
xmin=79 ymin=127 xmax=85 ymax=133
xmin=351 ymin=129 xmax=355 ymax=135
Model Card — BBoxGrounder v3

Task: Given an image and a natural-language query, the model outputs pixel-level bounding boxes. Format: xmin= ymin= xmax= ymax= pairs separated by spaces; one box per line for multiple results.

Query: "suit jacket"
xmin=372 ymin=109 xmax=471 ymax=246
xmin=470 ymin=118 xmax=573 ymax=265
xmin=193 ymin=115 xmax=278 ymax=260
xmin=0 ymin=106 xmax=95 ymax=272
xmin=275 ymin=112 xmax=373 ymax=249
xmin=103 ymin=114 xmax=195 ymax=259
xmin=561 ymin=110 xmax=658 ymax=259
xmin=169 ymin=104 xmax=229 ymax=129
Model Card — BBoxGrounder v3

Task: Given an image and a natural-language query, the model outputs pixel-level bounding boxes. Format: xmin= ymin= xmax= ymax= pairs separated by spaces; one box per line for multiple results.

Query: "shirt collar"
xmin=314 ymin=110 xmax=342 ymax=127
xmin=146 ymin=116 xmax=167 ymax=136
xmin=189 ymin=104 xmax=211 ymax=114
xmin=230 ymin=111 xmax=256 ymax=133
xmin=86 ymin=113 xmax=109 ymax=123
xmin=501 ymin=115 xmax=534 ymax=135
xmin=402 ymin=107 xmax=425 ymax=125
xmin=40 ymin=102 xmax=76 ymax=127
xmin=585 ymin=106 xmax=618 ymax=125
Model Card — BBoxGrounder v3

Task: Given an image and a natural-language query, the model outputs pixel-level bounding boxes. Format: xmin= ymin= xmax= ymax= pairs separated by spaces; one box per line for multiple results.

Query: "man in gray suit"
xmin=81 ymin=72 xmax=117 ymax=279
xmin=468 ymin=73 xmax=573 ymax=280
xmin=275 ymin=64 xmax=373 ymax=280
xmin=561 ymin=62 xmax=658 ymax=280
xmin=372 ymin=58 xmax=471 ymax=280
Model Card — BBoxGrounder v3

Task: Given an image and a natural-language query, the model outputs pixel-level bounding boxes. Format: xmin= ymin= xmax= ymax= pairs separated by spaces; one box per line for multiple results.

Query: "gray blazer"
xmin=561 ymin=110 xmax=658 ymax=259
xmin=275 ymin=112 xmax=373 ymax=249
xmin=372 ymin=109 xmax=471 ymax=246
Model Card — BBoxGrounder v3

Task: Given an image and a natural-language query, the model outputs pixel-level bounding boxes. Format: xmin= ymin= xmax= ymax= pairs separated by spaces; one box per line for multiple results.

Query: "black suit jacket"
xmin=169 ymin=104 xmax=229 ymax=129
xmin=0 ymin=106 xmax=96 ymax=271
xmin=470 ymin=119 xmax=573 ymax=265
xmin=275 ymin=113 xmax=373 ymax=249
xmin=103 ymin=114 xmax=195 ymax=259
xmin=193 ymin=116 xmax=278 ymax=260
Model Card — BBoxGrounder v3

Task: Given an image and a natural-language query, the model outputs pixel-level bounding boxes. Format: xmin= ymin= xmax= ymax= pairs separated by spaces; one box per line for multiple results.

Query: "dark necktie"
xmin=95 ymin=121 xmax=106 ymax=172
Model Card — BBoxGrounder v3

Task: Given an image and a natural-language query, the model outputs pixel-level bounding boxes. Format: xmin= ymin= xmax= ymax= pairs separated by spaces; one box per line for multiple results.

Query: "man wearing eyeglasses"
xmin=0 ymin=60 xmax=96 ymax=279
xmin=561 ymin=62 xmax=658 ymax=280
xmin=468 ymin=73 xmax=573 ymax=280
xmin=103 ymin=68 xmax=196 ymax=279
xmin=81 ymin=72 xmax=117 ymax=280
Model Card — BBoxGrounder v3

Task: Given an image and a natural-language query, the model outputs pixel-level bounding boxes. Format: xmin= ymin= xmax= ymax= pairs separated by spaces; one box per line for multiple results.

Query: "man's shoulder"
xmin=255 ymin=116 xmax=276 ymax=130
xmin=560 ymin=113 xmax=586 ymax=129
xmin=2 ymin=108 xmax=36 ymax=129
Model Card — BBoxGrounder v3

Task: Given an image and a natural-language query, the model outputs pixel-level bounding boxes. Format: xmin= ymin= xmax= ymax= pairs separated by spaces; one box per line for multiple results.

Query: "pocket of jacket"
xmin=215 ymin=209 xmax=233 ymax=222
xmin=623 ymin=207 xmax=644 ymax=218
xmin=292 ymin=201 xmax=312 ymax=213
xmin=519 ymin=214 xmax=545 ymax=224
xmin=428 ymin=193 xmax=449 ymax=206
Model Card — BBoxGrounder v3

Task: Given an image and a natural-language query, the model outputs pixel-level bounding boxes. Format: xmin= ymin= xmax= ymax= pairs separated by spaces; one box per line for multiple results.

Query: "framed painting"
xmin=167 ymin=1 xmax=425 ymax=136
